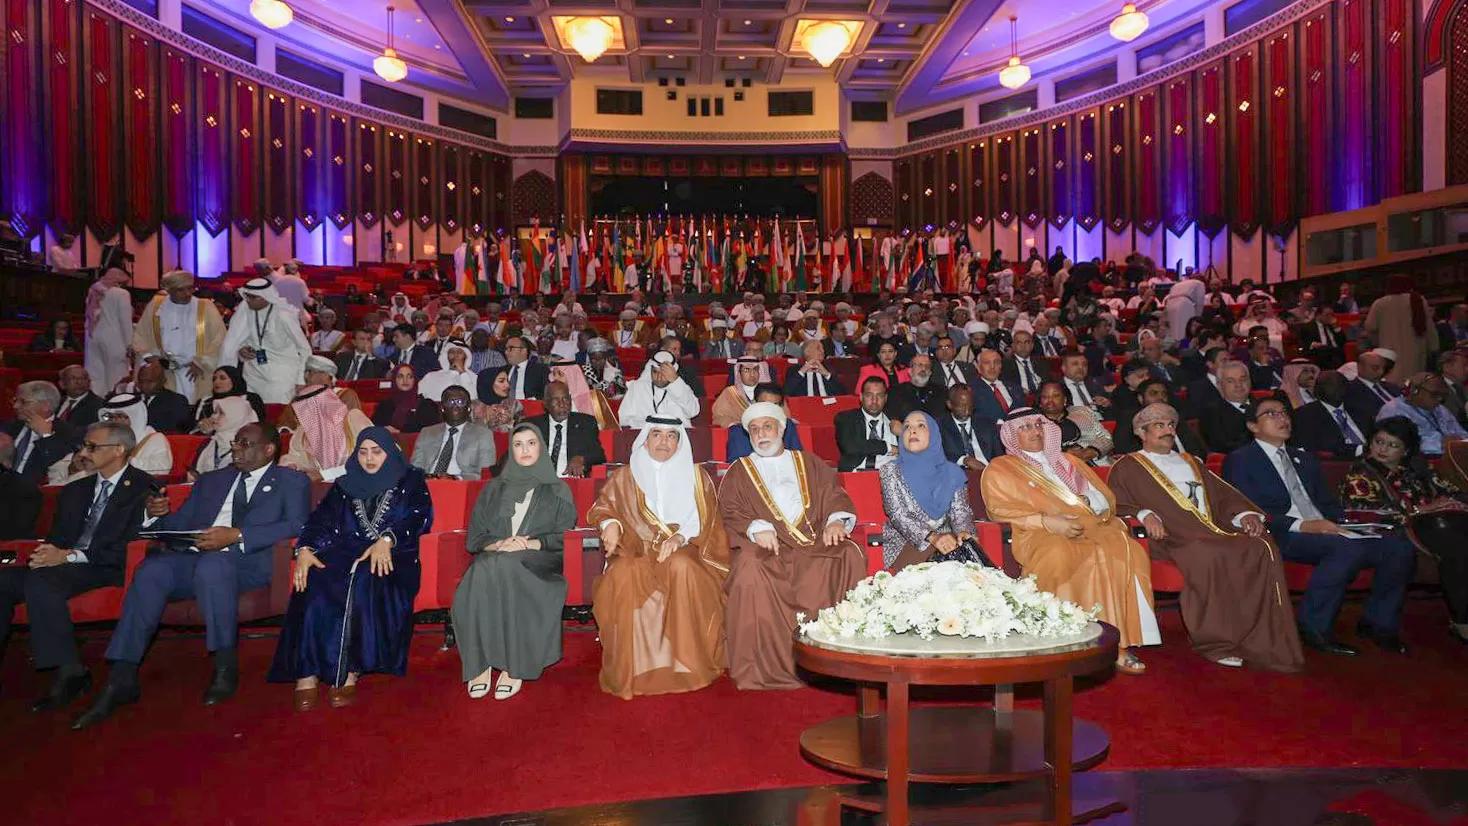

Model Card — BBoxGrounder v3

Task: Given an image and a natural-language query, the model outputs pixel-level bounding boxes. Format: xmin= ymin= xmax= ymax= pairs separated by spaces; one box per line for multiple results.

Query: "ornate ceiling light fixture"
xmin=998 ymin=15 xmax=1030 ymax=89
xmin=249 ymin=0 xmax=292 ymax=29
xmin=564 ymin=16 xmax=616 ymax=63
xmin=373 ymin=6 xmax=408 ymax=83
xmin=1109 ymin=3 xmax=1150 ymax=42
xmin=799 ymin=20 xmax=858 ymax=68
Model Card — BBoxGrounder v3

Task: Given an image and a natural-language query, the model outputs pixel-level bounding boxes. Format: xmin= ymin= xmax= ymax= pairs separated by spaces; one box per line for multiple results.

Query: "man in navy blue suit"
xmin=1222 ymin=397 xmax=1416 ymax=657
xmin=971 ymin=348 xmax=1026 ymax=422
xmin=386 ymin=323 xmax=441 ymax=379
xmin=73 ymin=422 xmax=310 ymax=729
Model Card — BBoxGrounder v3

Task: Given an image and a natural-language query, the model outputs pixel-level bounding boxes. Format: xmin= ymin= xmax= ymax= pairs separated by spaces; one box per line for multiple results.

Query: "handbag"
xmin=934 ymin=536 xmax=995 ymax=568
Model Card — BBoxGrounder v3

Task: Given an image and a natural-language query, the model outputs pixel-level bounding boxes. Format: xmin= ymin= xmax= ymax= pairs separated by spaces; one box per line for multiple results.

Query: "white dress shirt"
xmin=949 ymin=416 xmax=989 ymax=464
xmin=1066 ymin=378 xmax=1093 ymax=406
xmin=861 ymin=411 xmax=897 ymax=469
xmin=744 ymin=451 xmax=855 ymax=543
xmin=67 ymin=466 xmax=128 ymax=563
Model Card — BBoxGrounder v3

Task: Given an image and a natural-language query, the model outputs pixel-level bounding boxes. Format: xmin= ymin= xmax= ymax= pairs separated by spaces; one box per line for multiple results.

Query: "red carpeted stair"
xmin=2 ymin=599 xmax=1466 ymax=825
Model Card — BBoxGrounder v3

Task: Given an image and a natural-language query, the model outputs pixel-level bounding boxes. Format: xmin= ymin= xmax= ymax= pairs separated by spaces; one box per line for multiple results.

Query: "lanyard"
xmin=252 ymin=306 xmax=274 ymax=346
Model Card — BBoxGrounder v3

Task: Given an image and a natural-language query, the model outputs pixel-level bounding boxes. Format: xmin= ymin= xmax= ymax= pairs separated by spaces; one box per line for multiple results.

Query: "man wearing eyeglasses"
xmin=0 ymin=421 xmax=150 ymax=715
xmin=410 ymin=386 xmax=497 ymax=481
xmin=2 ymin=381 xmax=81 ymax=484
xmin=72 ymin=422 xmax=310 ymax=729
xmin=1374 ymin=373 xmax=1467 ymax=457
xmin=477 ymin=335 xmax=547 ymax=403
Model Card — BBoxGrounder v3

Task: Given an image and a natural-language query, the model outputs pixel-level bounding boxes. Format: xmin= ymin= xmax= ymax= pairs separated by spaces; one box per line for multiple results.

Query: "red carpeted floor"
xmin=3 ymin=599 xmax=1466 ymax=826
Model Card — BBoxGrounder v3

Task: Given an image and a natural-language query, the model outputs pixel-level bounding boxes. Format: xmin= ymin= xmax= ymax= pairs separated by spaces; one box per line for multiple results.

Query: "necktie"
xmin=14 ymin=428 xmax=34 ymax=470
xmin=989 ymin=381 xmax=1010 ymax=413
xmin=1275 ymin=448 xmax=1324 ymax=521
xmin=75 ymin=480 xmax=113 ymax=552
xmin=143 ymin=395 xmax=155 ymax=408
xmin=399 ymin=347 xmax=411 ymax=365
xmin=947 ymin=364 xmax=962 ymax=387
xmin=509 ymin=366 xmax=521 ymax=399
xmin=57 ymin=398 xmax=76 ymax=421
xmin=1333 ymin=408 xmax=1360 ymax=446
xmin=868 ymin=418 xmax=880 ymax=440
xmin=231 ymin=471 xmax=251 ymax=527
xmin=433 ymin=426 xmax=459 ymax=475
xmin=1372 ymin=382 xmax=1392 ymax=403
xmin=959 ymin=422 xmax=974 ymax=457
xmin=1021 ymin=359 xmax=1038 ymax=391
xmin=1071 ymin=380 xmax=1091 ymax=405
xmin=550 ymin=423 xmax=564 ymax=475
xmin=348 ymin=354 xmax=363 ymax=380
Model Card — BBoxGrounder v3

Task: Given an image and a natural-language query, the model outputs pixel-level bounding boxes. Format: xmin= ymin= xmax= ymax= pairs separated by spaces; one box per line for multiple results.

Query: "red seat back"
xmin=166 ymin=435 xmax=208 ymax=481
xmin=786 ymin=395 xmax=860 ymax=426
xmin=838 ymin=471 xmax=885 ymax=525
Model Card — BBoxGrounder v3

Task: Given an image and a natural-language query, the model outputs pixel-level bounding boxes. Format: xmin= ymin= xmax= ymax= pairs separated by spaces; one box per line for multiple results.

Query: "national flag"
xmin=793 ymin=225 xmax=806 ymax=291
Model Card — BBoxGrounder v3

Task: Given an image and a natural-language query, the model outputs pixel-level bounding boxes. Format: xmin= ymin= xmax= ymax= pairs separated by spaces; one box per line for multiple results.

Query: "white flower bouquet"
xmin=798 ymin=560 xmax=1098 ymax=642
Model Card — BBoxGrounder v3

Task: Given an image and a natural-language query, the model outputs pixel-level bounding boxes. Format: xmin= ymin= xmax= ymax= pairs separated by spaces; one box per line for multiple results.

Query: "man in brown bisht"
xmin=589 ymin=416 xmax=730 ymax=699
xmin=1108 ymin=402 xmax=1304 ymax=672
xmin=711 ymin=357 xmax=764 ymax=427
xmin=718 ymin=402 xmax=865 ymax=690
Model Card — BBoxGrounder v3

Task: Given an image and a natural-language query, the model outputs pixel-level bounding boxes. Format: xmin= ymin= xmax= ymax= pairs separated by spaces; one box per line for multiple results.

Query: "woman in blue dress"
xmin=269 ymin=426 xmax=432 ymax=710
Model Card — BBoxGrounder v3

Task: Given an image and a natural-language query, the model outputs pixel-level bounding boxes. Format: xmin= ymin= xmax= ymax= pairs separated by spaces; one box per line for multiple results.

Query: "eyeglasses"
xmin=79 ymin=442 xmax=123 ymax=452
xmin=1256 ymin=409 xmax=1291 ymax=419
xmin=229 ymin=438 xmax=259 ymax=448
xmin=440 ymin=398 xmax=471 ymax=408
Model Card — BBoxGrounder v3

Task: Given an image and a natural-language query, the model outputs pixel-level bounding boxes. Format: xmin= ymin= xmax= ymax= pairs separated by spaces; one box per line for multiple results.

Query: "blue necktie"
xmin=1333 ymin=408 xmax=1359 ymax=446
xmin=75 ymin=480 xmax=113 ymax=552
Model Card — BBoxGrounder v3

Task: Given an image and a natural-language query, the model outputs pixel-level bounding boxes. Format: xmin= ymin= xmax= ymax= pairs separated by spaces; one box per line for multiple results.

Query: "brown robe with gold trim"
xmin=1108 ymin=452 xmax=1304 ymax=672
xmin=711 ymin=384 xmax=754 ymax=428
xmin=981 ymin=453 xmax=1155 ymax=649
xmin=718 ymin=450 xmax=866 ymax=690
xmin=589 ymin=465 xmax=731 ymax=699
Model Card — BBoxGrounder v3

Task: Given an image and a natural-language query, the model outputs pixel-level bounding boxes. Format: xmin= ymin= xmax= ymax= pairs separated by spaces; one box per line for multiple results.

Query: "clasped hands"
xmin=928 ymin=532 xmax=971 ymax=555
xmin=485 ymin=536 xmax=534 ymax=553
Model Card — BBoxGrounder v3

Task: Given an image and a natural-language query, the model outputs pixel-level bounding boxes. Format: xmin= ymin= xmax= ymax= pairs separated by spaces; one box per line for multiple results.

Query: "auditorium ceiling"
xmin=198 ymin=0 xmax=1237 ymax=117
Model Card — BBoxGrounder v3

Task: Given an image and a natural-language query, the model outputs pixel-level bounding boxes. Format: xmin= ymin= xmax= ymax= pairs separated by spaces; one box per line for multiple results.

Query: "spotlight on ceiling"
xmin=1109 ymin=3 xmax=1150 ymax=42
xmin=249 ymin=0 xmax=292 ymax=29
xmin=373 ymin=5 xmax=408 ymax=82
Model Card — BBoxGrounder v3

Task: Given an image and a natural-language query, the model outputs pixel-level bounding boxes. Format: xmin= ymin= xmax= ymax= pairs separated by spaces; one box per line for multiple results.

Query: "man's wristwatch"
xmin=65 ymin=551 xmax=80 ymax=563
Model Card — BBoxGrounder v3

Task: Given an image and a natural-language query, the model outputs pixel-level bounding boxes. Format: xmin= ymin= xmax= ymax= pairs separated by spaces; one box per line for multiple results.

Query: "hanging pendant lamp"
xmin=373 ymin=6 xmax=408 ymax=83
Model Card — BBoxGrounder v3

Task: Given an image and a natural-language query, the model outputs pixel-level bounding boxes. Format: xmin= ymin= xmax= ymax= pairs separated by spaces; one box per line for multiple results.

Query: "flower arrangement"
xmin=799 ymin=561 xmax=1097 ymax=642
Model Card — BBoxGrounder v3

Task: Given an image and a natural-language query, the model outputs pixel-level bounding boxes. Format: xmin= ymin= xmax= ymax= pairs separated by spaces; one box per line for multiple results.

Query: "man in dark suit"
xmin=1183 ymin=347 xmax=1229 ymax=419
xmin=335 ymin=330 xmax=390 ymax=381
xmin=835 ymin=377 xmax=898 ymax=472
xmin=1139 ymin=336 xmax=1183 ymax=385
xmin=783 ymin=339 xmax=848 ymax=398
xmin=73 ymin=422 xmax=311 ymax=728
xmin=0 ymin=421 xmax=150 ymax=711
xmin=822 ymin=323 xmax=857 ymax=359
xmin=936 ymin=385 xmax=1002 ymax=469
xmin=971 ymin=349 xmax=1025 ymax=422
xmin=387 ymin=324 xmax=441 ymax=380
xmin=55 ymin=365 xmax=104 ymax=428
xmin=1440 ymin=350 xmax=1468 ymax=429
xmin=1058 ymin=351 xmax=1109 ymax=415
xmin=1296 ymin=307 xmax=1346 ymax=370
xmin=885 ymin=354 xmax=949 ymax=422
xmin=0 ymin=433 xmax=42 ymax=539
xmin=1223 ymin=397 xmax=1416 ymax=655
xmin=933 ymin=335 xmax=980 ymax=390
xmin=1290 ymin=371 xmax=1369 ymax=459
xmin=479 ymin=335 xmax=548 ymax=403
xmin=1243 ymin=335 xmax=1284 ymax=391
xmin=1199 ymin=361 xmax=1254 ymax=454
xmin=3 ymin=380 xmax=80 ymax=484
xmin=135 ymin=361 xmax=195 ymax=434
xmin=1343 ymin=349 xmax=1400 ymax=426
xmin=526 ymin=380 xmax=605 ymax=477
xmin=1000 ymin=330 xmax=1052 ymax=399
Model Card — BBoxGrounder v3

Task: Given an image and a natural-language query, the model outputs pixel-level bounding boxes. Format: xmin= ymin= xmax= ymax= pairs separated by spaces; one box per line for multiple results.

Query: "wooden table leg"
xmin=858 ymin=684 xmax=880 ymax=718
xmin=886 ymin=678 xmax=910 ymax=826
xmin=994 ymin=682 xmax=1014 ymax=713
xmin=1044 ymin=675 xmax=1074 ymax=826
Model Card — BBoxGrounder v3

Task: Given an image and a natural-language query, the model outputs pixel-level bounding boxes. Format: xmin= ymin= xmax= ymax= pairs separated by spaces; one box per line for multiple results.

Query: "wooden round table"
xmin=794 ymin=622 xmax=1120 ymax=826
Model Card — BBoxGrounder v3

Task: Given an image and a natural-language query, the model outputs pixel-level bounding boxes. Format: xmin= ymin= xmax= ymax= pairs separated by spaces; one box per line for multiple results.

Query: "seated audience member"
xmin=763 ymin=324 xmax=801 ymax=358
xmin=1299 ymin=306 xmax=1346 ymax=369
xmin=1138 ymin=336 xmax=1182 ymax=385
xmin=824 ymin=322 xmax=856 ymax=358
xmin=82 ymin=393 xmax=173 ymax=480
xmin=4 ymin=380 xmax=79 ymax=484
xmin=1200 ymin=361 xmax=1254 ymax=455
xmin=1279 ymin=360 xmax=1319 ymax=408
xmin=590 ymin=417 xmax=731 ymax=699
xmin=30 ymin=318 xmax=82 ymax=353
xmin=309 ymin=308 xmax=345 ymax=353
xmin=879 ymin=411 xmax=979 ymax=572
xmin=191 ymin=396 xmax=258 ymax=478
xmin=526 ymin=380 xmax=605 ymax=478
xmin=1440 ymin=350 xmax=1468 ymax=429
xmin=410 ymin=387 xmax=496 ymax=480
xmin=1038 ymin=380 xmax=1112 ymax=464
xmin=270 ymin=428 xmax=431 ymax=710
xmin=955 ymin=322 xmax=990 ymax=364
xmin=583 ymin=339 xmax=627 ymax=399
xmin=702 ymin=319 xmax=739 ymax=360
xmin=936 ymin=385 xmax=1001 ymax=469
xmin=1109 ymin=403 xmax=1303 ymax=672
xmin=475 ymin=367 xmax=524 ymax=432
xmin=835 ymin=377 xmax=899 ymax=471
xmin=418 ymin=340 xmax=477 ymax=403
xmin=55 ymin=366 xmax=105 ymax=429
xmin=1376 ymin=373 xmax=1467 ymax=457
xmin=73 ymin=423 xmax=310 ymax=729
xmin=972 ymin=349 xmax=1025 ymax=421
xmin=373 ymin=365 xmax=441 ymax=435
xmin=274 ymin=356 xmax=364 ymax=432
xmin=1222 ymin=398 xmax=1416 ymax=655
xmin=981 ymin=408 xmax=1158 ymax=674
xmin=452 ymin=423 xmax=577 ymax=701
xmin=1291 ymin=371 xmax=1370 ymax=459
xmin=548 ymin=361 xmax=617 ymax=431
xmin=887 ymin=354 xmax=948 ymax=422
xmin=467 ymin=328 xmax=507 ymax=374
xmin=0 ymin=422 xmax=149 ymax=713
xmin=619 ymin=351 xmax=700 ymax=428
xmin=932 ymin=335 xmax=978 ymax=390
xmin=726 ymin=383 xmax=804 ymax=462
xmin=386 ymin=324 xmax=440 ymax=379
xmin=194 ymin=366 xmax=267 ymax=432
xmin=1059 ymin=351 xmax=1109 ymax=415
xmin=1001 ymin=330 xmax=1051 ymax=397
xmin=1183 ymin=347 xmax=1230 ymax=418
xmin=784 ymin=339 xmax=846 ymax=398
xmin=280 ymin=379 xmax=372 ymax=482
xmin=651 ymin=335 xmax=704 ymax=392
xmin=0 ymin=433 xmax=43 ymax=539
xmin=335 ymin=330 xmax=389 ymax=381
xmin=1344 ymin=349 xmax=1401 ymax=424
xmin=856 ymin=341 xmax=909 ymax=390
xmin=1244 ymin=332 xmax=1285 ymax=391
xmin=718 ymin=403 xmax=863 ymax=690
xmin=1112 ymin=378 xmax=1206 ymax=456
xmin=492 ymin=336 xmax=549 ymax=402
xmin=1340 ymin=416 xmax=1468 ymax=644
xmin=713 ymin=357 xmax=764 ymax=427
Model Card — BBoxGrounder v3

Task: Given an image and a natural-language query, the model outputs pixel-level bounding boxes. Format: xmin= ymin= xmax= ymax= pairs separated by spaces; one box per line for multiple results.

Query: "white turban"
xmin=741 ymin=401 xmax=787 ymax=431
xmin=305 ymin=355 xmax=337 ymax=376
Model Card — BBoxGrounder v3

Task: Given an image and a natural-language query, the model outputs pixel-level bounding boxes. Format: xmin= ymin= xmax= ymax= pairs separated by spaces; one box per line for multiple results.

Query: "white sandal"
xmin=493 ymin=673 xmax=523 ymax=701
xmin=467 ymin=668 xmax=494 ymax=699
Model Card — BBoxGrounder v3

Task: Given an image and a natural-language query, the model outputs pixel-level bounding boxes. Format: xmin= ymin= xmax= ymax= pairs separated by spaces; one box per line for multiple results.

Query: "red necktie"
xmin=989 ymin=381 xmax=1010 ymax=413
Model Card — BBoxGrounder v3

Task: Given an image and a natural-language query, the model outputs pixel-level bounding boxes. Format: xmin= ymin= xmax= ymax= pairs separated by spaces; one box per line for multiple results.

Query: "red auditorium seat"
xmin=562 ymin=528 xmax=604 ymax=606
xmin=702 ymin=374 xmax=728 ymax=398
xmin=563 ymin=477 xmax=605 ymax=528
xmin=806 ymin=425 xmax=839 ymax=464
xmin=4 ymin=539 xmax=148 ymax=624
xmin=415 ymin=530 xmax=471 ymax=613
xmin=598 ymin=429 xmax=615 ymax=462
xmin=165 ymin=435 xmax=208 ymax=482
xmin=425 ymin=478 xmax=488 ymax=532
xmin=393 ymin=432 xmax=419 ymax=459
xmin=520 ymin=399 xmax=545 ymax=418
xmin=493 ymin=430 xmax=508 ymax=461
xmin=785 ymin=395 xmax=859 ymax=426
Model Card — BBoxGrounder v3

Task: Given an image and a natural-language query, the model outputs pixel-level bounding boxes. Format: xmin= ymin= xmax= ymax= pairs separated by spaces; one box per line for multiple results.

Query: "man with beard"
xmin=618 ymin=351 xmax=700 ymax=428
xmin=885 ymin=354 xmax=948 ymax=422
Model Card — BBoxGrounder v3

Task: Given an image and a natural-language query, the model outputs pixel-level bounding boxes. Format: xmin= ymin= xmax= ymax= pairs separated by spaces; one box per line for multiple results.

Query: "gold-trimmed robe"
xmin=589 ymin=466 xmax=730 ymax=699
xmin=131 ymin=295 xmax=227 ymax=402
xmin=980 ymin=453 xmax=1154 ymax=648
xmin=711 ymin=384 xmax=755 ymax=428
xmin=1107 ymin=452 xmax=1304 ymax=672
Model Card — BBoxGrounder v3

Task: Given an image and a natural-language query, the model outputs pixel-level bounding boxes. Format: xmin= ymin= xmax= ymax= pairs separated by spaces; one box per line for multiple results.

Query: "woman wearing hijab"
xmin=589 ymin=416 xmax=730 ymax=699
xmin=269 ymin=427 xmax=432 ymax=710
xmin=193 ymin=365 xmax=267 ymax=430
xmin=878 ymin=411 xmax=978 ymax=572
xmin=980 ymin=408 xmax=1158 ymax=675
xmin=452 ymin=423 xmax=577 ymax=701
xmin=372 ymin=364 xmax=441 ymax=434
xmin=190 ymin=396 xmax=257 ymax=478
xmin=473 ymin=366 xmax=523 ymax=432
xmin=417 ymin=339 xmax=478 ymax=402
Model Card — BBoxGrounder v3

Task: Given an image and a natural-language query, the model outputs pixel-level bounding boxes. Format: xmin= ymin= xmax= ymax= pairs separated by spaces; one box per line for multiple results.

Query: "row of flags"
xmin=453 ymin=219 xmax=974 ymax=295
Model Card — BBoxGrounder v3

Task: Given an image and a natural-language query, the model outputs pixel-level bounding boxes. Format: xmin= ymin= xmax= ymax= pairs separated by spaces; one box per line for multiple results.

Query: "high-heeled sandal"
xmin=1115 ymin=652 xmax=1147 ymax=675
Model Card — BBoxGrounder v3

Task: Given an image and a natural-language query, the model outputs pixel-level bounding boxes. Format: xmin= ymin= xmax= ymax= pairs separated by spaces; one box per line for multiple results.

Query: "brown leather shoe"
xmin=327 ymin=683 xmax=357 ymax=708
xmin=293 ymin=686 xmax=319 ymax=712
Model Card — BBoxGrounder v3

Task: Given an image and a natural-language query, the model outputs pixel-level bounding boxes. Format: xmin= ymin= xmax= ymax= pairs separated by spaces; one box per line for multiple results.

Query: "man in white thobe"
xmin=83 ymin=269 xmax=135 ymax=397
xmin=130 ymin=270 xmax=226 ymax=402
xmin=618 ymin=351 xmax=700 ymax=428
xmin=220 ymin=278 xmax=310 ymax=404
xmin=1164 ymin=271 xmax=1207 ymax=342
xmin=265 ymin=258 xmax=310 ymax=313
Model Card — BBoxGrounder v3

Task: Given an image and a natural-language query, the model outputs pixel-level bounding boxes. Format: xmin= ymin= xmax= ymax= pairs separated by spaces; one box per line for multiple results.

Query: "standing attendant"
xmin=220 ymin=279 xmax=311 ymax=404
xmin=84 ymin=268 xmax=135 ymax=397
xmin=131 ymin=271 xmax=226 ymax=402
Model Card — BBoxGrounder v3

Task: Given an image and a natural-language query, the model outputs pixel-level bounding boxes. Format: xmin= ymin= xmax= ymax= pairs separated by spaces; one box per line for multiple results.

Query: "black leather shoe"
xmin=70 ymin=683 xmax=140 ymax=730
xmin=1299 ymin=628 xmax=1359 ymax=656
xmin=30 ymin=669 xmax=92 ymax=713
xmin=202 ymin=665 xmax=239 ymax=706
